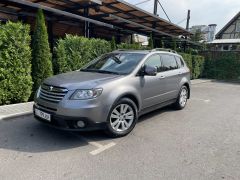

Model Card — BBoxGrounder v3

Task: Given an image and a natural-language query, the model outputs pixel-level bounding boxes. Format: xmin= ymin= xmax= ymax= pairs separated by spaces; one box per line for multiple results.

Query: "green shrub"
xmin=179 ymin=53 xmax=193 ymax=77
xmin=110 ymin=36 xmax=117 ymax=51
xmin=0 ymin=21 xmax=32 ymax=105
xmin=117 ymin=43 xmax=145 ymax=50
xmin=203 ymin=52 xmax=240 ymax=80
xmin=148 ymin=34 xmax=154 ymax=49
xmin=32 ymin=9 xmax=53 ymax=94
xmin=192 ymin=55 xmax=205 ymax=79
xmin=55 ymin=35 xmax=111 ymax=73
xmin=179 ymin=53 xmax=205 ymax=79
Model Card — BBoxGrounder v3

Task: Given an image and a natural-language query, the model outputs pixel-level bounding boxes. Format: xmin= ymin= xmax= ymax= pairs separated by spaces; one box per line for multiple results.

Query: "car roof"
xmin=112 ymin=49 xmax=180 ymax=56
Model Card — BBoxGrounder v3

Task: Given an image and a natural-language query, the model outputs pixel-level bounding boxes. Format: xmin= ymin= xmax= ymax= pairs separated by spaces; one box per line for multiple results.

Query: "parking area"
xmin=1 ymin=81 xmax=240 ymax=180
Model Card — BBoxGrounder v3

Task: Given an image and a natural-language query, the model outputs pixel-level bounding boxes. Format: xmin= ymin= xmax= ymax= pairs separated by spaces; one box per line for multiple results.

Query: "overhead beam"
xmin=109 ymin=14 xmax=201 ymax=46
xmin=5 ymin=0 xmax=114 ymax=29
xmin=109 ymin=14 xmax=175 ymax=37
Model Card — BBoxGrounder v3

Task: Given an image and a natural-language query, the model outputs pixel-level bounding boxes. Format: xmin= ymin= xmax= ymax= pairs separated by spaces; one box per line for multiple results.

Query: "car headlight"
xmin=70 ymin=88 xmax=103 ymax=100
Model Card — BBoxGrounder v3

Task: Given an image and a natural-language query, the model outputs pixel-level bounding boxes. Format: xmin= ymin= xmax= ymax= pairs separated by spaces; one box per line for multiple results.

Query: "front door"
xmin=139 ymin=54 xmax=166 ymax=109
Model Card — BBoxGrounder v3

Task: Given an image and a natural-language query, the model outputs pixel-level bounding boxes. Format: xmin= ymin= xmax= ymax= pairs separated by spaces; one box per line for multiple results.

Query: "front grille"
xmin=39 ymin=84 xmax=68 ymax=103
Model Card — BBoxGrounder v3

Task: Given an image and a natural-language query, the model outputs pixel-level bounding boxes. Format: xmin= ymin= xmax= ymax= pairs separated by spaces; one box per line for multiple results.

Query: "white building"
xmin=209 ymin=12 xmax=240 ymax=51
xmin=190 ymin=24 xmax=217 ymax=42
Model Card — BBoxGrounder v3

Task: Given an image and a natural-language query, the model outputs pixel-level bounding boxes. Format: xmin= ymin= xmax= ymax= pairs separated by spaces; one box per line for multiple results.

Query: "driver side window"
xmin=144 ymin=54 xmax=161 ymax=72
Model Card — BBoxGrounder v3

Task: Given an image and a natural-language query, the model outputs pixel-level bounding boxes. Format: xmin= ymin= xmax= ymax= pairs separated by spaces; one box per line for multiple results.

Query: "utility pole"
xmin=153 ymin=0 xmax=158 ymax=15
xmin=186 ymin=10 xmax=190 ymax=30
xmin=184 ymin=10 xmax=191 ymax=52
xmin=152 ymin=0 xmax=158 ymax=48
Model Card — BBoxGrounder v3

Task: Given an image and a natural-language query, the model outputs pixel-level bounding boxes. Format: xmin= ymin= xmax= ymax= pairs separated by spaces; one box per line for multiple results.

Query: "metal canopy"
xmin=0 ymin=0 xmax=192 ymax=38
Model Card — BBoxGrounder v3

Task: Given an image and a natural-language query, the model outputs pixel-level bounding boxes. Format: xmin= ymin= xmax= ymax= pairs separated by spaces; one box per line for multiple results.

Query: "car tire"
xmin=173 ymin=85 xmax=189 ymax=110
xmin=105 ymin=98 xmax=138 ymax=138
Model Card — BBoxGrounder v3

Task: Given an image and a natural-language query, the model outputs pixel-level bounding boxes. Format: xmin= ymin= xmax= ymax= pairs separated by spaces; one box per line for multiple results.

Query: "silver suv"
xmin=34 ymin=49 xmax=190 ymax=137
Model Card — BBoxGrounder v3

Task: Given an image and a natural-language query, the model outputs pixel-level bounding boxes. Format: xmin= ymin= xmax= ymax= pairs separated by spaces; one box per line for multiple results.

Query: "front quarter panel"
xmin=100 ymin=76 xmax=142 ymax=114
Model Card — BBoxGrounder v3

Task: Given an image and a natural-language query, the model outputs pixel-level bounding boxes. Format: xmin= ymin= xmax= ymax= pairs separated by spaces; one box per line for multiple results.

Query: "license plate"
xmin=35 ymin=109 xmax=51 ymax=122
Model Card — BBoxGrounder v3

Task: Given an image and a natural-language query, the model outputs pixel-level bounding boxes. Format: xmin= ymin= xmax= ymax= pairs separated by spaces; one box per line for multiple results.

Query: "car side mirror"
xmin=143 ymin=65 xmax=157 ymax=76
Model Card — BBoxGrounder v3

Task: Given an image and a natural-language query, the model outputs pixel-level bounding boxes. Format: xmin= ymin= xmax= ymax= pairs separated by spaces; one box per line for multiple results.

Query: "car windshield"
xmin=81 ymin=53 xmax=146 ymax=75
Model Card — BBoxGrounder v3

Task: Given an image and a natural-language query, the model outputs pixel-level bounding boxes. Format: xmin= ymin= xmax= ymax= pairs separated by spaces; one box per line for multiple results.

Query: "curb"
xmin=0 ymin=111 xmax=33 ymax=121
xmin=191 ymin=79 xmax=213 ymax=85
xmin=0 ymin=102 xmax=33 ymax=121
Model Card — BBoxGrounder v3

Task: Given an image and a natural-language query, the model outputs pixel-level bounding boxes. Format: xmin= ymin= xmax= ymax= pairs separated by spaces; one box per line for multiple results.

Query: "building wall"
xmin=219 ymin=16 xmax=240 ymax=39
xmin=190 ymin=24 xmax=217 ymax=42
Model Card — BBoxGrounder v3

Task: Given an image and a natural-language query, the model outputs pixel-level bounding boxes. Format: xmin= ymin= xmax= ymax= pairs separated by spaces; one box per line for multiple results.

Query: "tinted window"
xmin=161 ymin=55 xmax=178 ymax=71
xmin=145 ymin=54 xmax=161 ymax=72
xmin=175 ymin=56 xmax=184 ymax=68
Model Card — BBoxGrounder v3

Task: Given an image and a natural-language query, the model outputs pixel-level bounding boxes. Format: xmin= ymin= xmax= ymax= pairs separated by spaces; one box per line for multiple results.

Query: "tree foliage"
xmin=32 ymin=9 xmax=53 ymax=94
xmin=190 ymin=29 xmax=204 ymax=42
xmin=0 ymin=22 xmax=32 ymax=105
xmin=148 ymin=34 xmax=154 ymax=49
xmin=110 ymin=36 xmax=117 ymax=50
xmin=55 ymin=35 xmax=111 ymax=73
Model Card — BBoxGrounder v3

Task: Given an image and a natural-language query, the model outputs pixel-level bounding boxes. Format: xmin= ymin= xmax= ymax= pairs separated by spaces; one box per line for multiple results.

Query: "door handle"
xmin=178 ymin=72 xmax=182 ymax=75
xmin=159 ymin=75 xmax=165 ymax=79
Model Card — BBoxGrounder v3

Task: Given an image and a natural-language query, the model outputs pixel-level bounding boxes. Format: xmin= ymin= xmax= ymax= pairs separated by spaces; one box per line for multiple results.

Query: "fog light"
xmin=77 ymin=121 xmax=85 ymax=128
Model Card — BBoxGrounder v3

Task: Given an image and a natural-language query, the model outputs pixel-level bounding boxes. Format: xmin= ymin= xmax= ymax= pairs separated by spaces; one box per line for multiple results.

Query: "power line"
xmin=134 ymin=0 xmax=151 ymax=6
xmin=176 ymin=18 xmax=187 ymax=25
xmin=157 ymin=0 xmax=171 ymax=22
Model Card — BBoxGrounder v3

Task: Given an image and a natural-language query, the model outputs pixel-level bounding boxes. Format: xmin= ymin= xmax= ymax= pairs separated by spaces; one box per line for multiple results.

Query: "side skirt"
xmin=139 ymin=99 xmax=176 ymax=117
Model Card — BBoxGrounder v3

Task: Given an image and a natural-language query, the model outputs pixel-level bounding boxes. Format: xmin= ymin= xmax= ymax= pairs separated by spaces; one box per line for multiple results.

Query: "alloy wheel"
xmin=110 ymin=104 xmax=134 ymax=132
xmin=179 ymin=88 xmax=188 ymax=107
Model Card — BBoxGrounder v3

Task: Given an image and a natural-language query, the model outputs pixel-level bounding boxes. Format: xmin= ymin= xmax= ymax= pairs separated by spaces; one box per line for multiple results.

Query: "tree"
xmin=191 ymin=29 xmax=204 ymax=42
xmin=159 ymin=38 xmax=164 ymax=48
xmin=110 ymin=36 xmax=117 ymax=50
xmin=148 ymin=34 xmax=154 ymax=49
xmin=172 ymin=37 xmax=177 ymax=51
xmin=32 ymin=9 xmax=53 ymax=94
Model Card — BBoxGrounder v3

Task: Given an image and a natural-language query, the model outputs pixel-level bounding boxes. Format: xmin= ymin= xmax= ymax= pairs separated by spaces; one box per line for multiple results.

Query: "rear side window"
xmin=145 ymin=54 xmax=162 ymax=72
xmin=175 ymin=56 xmax=184 ymax=68
xmin=161 ymin=55 xmax=178 ymax=71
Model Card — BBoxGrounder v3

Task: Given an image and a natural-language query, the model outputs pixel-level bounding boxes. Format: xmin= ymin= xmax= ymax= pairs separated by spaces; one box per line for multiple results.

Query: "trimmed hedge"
xmin=54 ymin=35 xmax=111 ymax=73
xmin=0 ymin=22 xmax=32 ymax=105
xmin=179 ymin=53 xmax=205 ymax=79
xmin=202 ymin=52 xmax=240 ymax=80
xmin=192 ymin=55 xmax=205 ymax=79
xmin=179 ymin=53 xmax=192 ymax=74
xmin=117 ymin=43 xmax=145 ymax=50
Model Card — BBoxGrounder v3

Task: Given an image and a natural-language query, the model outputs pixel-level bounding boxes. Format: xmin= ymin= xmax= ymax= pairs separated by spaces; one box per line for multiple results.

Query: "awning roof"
xmin=0 ymin=0 xmax=192 ymax=38
xmin=209 ymin=39 xmax=240 ymax=44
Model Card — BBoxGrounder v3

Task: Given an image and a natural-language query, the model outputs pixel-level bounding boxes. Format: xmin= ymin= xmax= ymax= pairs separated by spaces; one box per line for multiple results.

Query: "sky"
xmin=125 ymin=0 xmax=240 ymax=32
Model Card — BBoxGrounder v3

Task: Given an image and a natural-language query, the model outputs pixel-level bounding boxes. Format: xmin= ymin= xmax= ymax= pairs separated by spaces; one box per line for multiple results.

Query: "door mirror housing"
xmin=142 ymin=65 xmax=157 ymax=76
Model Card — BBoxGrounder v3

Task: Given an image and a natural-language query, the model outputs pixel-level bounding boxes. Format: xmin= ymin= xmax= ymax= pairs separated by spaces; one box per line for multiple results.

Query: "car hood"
xmin=44 ymin=71 xmax=122 ymax=90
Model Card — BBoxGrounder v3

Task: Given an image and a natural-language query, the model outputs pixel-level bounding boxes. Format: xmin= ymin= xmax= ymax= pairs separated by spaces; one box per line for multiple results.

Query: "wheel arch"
xmin=183 ymin=82 xmax=190 ymax=99
xmin=114 ymin=93 xmax=140 ymax=111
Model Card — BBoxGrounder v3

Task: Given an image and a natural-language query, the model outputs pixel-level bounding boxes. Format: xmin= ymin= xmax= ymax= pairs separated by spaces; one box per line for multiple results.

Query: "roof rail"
xmin=151 ymin=48 xmax=177 ymax=54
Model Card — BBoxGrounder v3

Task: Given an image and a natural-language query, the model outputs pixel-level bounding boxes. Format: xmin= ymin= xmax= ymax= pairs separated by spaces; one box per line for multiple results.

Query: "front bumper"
xmin=33 ymin=104 xmax=107 ymax=131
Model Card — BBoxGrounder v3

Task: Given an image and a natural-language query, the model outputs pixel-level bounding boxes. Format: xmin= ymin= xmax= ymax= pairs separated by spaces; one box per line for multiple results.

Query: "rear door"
xmin=159 ymin=54 xmax=180 ymax=101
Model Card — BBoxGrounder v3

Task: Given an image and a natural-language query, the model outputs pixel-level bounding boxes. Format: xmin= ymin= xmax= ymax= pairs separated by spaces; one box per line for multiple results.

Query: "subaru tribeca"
xmin=34 ymin=49 xmax=190 ymax=137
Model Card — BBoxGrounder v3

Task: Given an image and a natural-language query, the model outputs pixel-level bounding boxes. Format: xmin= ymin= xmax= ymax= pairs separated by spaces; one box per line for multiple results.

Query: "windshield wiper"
xmin=111 ymin=56 xmax=122 ymax=64
xmin=81 ymin=69 xmax=122 ymax=75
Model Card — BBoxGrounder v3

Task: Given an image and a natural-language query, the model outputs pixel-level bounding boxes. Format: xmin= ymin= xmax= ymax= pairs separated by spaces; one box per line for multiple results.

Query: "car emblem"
xmin=49 ymin=86 xmax=53 ymax=91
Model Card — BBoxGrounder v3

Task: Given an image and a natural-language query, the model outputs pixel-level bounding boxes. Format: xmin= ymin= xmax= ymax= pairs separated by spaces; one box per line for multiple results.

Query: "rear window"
xmin=161 ymin=55 xmax=178 ymax=71
xmin=175 ymin=56 xmax=184 ymax=68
